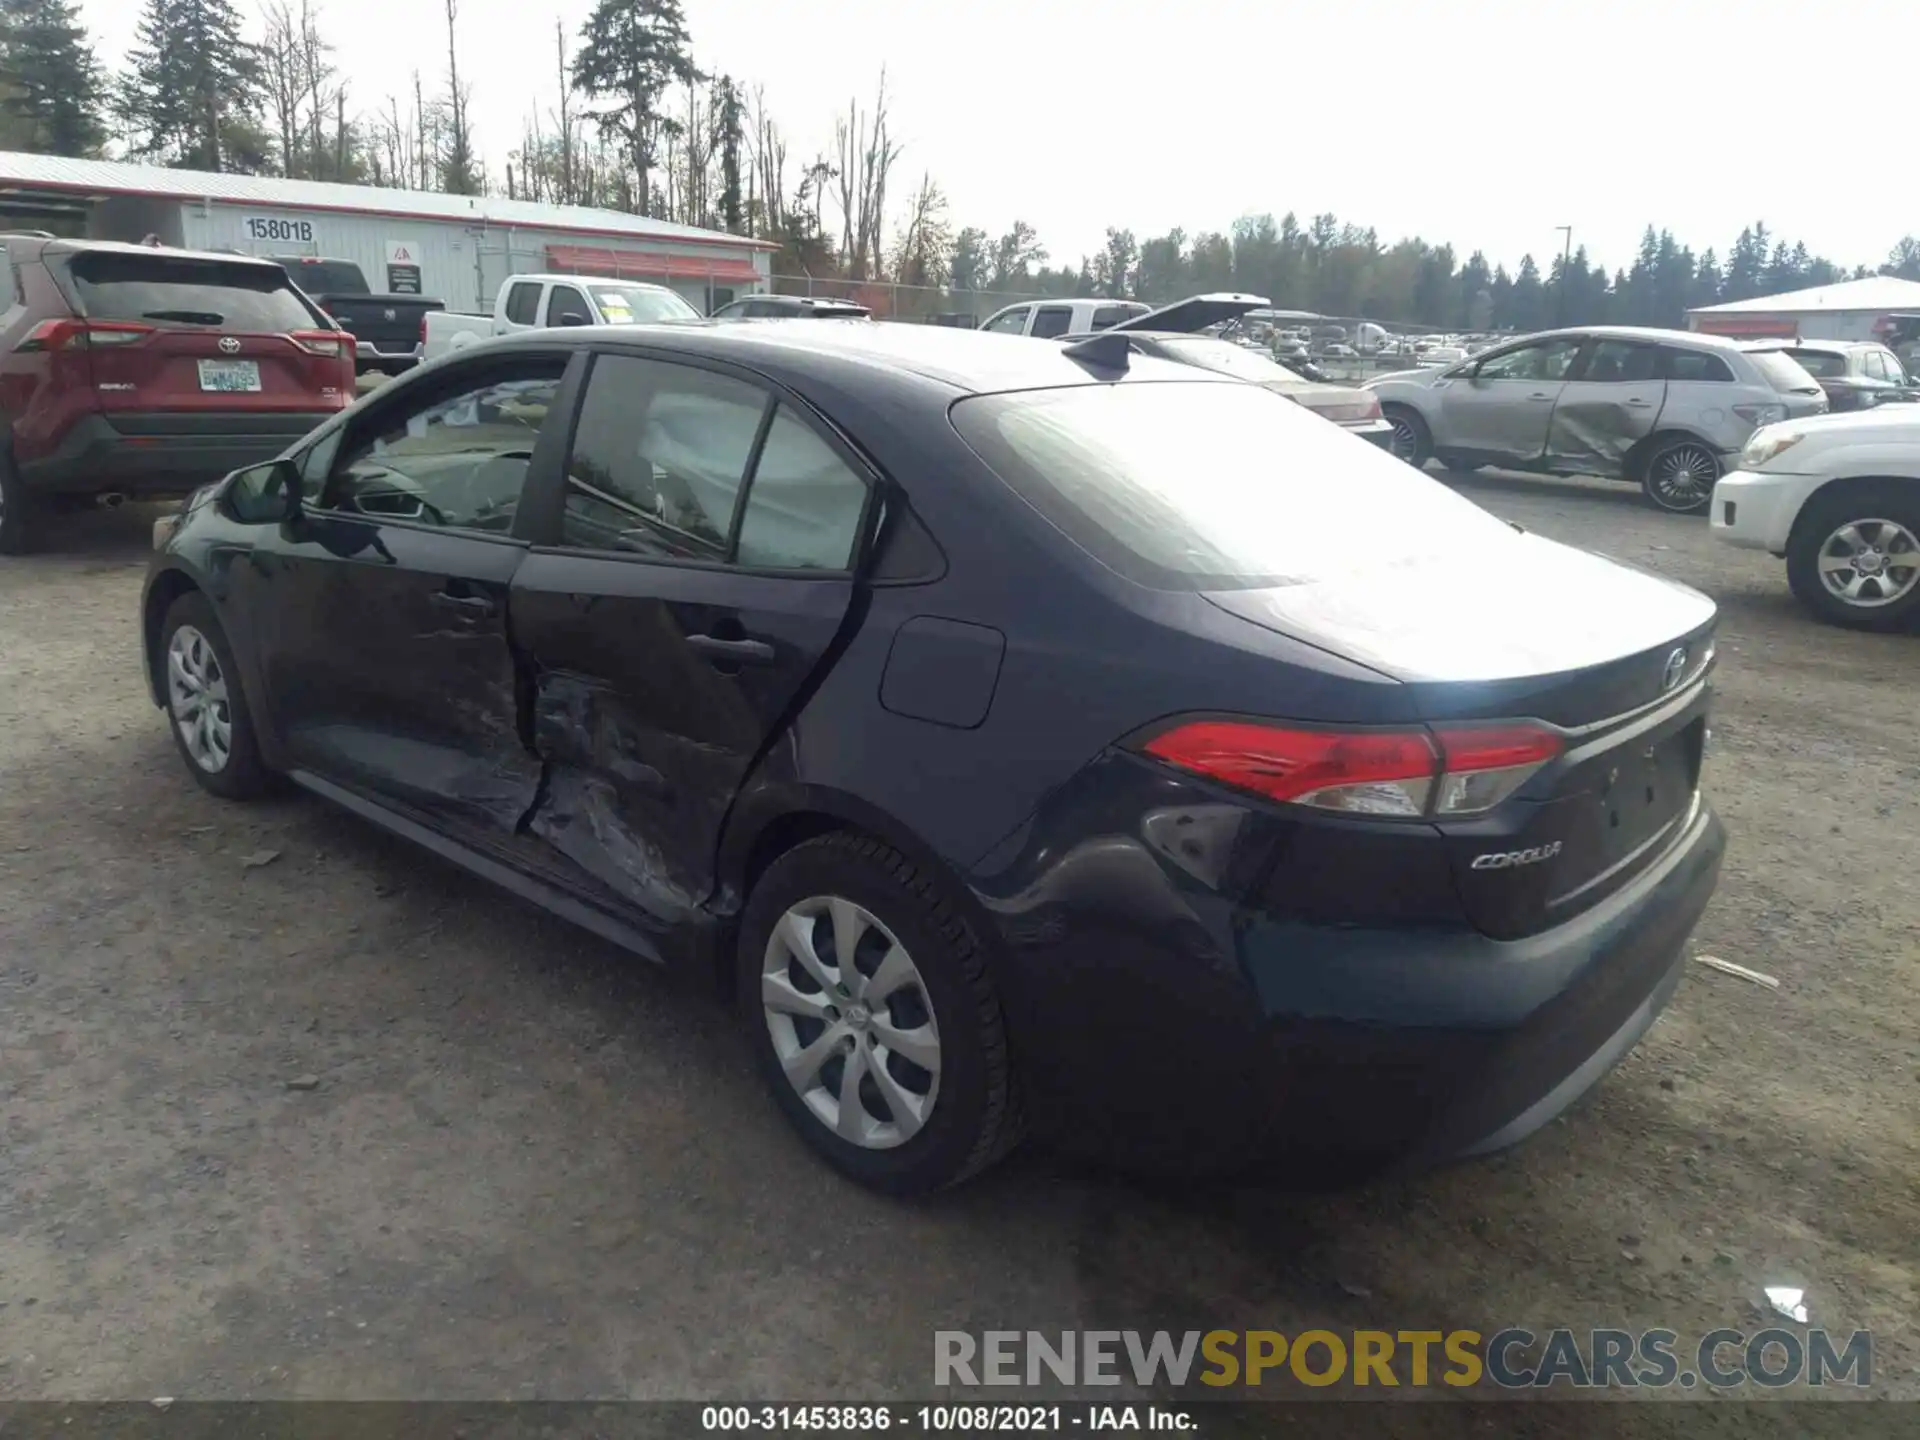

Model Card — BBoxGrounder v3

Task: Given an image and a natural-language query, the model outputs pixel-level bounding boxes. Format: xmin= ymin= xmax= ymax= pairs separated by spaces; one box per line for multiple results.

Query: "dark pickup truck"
xmin=1745 ymin=340 xmax=1920 ymax=413
xmin=270 ymin=257 xmax=443 ymax=375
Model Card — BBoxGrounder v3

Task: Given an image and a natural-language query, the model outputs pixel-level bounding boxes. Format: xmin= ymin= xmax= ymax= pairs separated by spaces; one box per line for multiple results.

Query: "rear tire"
xmin=159 ymin=592 xmax=274 ymax=800
xmin=1785 ymin=483 xmax=1920 ymax=632
xmin=737 ymin=831 xmax=1021 ymax=1195
xmin=0 ymin=455 xmax=37 ymax=555
xmin=1640 ymin=437 xmax=1719 ymax=515
xmin=1383 ymin=406 xmax=1432 ymax=469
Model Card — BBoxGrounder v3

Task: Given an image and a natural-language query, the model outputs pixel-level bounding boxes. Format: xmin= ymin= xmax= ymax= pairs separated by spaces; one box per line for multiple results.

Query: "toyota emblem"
xmin=1661 ymin=647 xmax=1688 ymax=692
xmin=218 ymin=336 xmax=241 ymax=354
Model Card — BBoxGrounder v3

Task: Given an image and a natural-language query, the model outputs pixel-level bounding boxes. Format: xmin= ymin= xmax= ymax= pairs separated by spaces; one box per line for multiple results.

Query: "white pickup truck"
xmin=420 ymin=273 xmax=701 ymax=362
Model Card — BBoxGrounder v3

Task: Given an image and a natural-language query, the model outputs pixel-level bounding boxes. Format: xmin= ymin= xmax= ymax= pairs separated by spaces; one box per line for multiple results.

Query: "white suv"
xmin=1711 ymin=407 xmax=1920 ymax=630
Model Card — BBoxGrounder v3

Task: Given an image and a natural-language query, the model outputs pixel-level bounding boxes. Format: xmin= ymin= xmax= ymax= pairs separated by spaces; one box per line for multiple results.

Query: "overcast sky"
xmin=81 ymin=0 xmax=1912 ymax=275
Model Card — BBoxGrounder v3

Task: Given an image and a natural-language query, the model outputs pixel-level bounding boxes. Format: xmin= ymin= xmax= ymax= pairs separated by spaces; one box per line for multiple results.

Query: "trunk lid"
xmin=1107 ymin=292 xmax=1269 ymax=335
xmin=1204 ymin=538 xmax=1716 ymax=938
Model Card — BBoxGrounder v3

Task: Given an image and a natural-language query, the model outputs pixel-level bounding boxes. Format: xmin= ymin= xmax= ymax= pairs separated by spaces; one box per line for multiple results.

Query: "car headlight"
xmin=1741 ymin=429 xmax=1803 ymax=470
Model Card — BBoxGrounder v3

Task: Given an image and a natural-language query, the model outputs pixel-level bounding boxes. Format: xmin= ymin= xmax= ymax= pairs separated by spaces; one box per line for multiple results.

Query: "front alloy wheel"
xmin=168 ymin=624 xmax=233 ymax=774
xmin=762 ymin=896 xmax=941 ymax=1149
xmin=1813 ymin=517 xmax=1920 ymax=611
xmin=1643 ymin=441 xmax=1719 ymax=514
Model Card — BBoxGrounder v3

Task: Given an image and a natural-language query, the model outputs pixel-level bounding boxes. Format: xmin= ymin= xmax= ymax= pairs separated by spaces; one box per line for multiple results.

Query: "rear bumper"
xmin=16 ymin=411 xmax=330 ymax=497
xmin=1347 ymin=417 xmax=1395 ymax=448
xmin=354 ymin=339 xmax=422 ymax=368
xmin=980 ymin=762 xmax=1726 ymax=1175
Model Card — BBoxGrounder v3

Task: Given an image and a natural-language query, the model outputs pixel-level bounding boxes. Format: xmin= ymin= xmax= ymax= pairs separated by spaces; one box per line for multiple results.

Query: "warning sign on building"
xmin=385 ymin=239 xmax=423 ymax=294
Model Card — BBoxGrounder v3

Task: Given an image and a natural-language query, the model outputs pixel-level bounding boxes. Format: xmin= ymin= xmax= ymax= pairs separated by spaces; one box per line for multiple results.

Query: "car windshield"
xmin=950 ymin=380 xmax=1513 ymax=591
xmin=590 ymin=287 xmax=700 ymax=324
xmin=1777 ymin=349 xmax=1847 ymax=379
xmin=69 ymin=252 xmax=320 ymax=331
xmin=1156 ymin=337 xmax=1302 ymax=384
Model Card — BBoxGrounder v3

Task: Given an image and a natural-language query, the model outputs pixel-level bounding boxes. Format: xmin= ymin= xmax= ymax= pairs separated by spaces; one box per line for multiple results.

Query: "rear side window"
xmin=1660 ymin=348 xmax=1734 ymax=383
xmin=67 ymin=252 xmax=319 ymax=332
xmin=1092 ymin=303 xmax=1150 ymax=330
xmin=559 ymin=354 xmax=768 ymax=561
xmin=734 ymin=406 xmax=870 ymax=571
xmin=1746 ymin=349 xmax=1821 ymax=393
xmin=950 ymin=381 xmax=1512 ymax=591
xmin=503 ymin=281 xmax=541 ymax=325
xmin=1030 ymin=306 xmax=1074 ymax=339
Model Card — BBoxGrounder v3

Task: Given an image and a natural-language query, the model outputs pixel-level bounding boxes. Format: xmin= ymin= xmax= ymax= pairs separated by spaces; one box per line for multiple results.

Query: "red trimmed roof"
xmin=546 ymin=244 xmax=761 ymax=283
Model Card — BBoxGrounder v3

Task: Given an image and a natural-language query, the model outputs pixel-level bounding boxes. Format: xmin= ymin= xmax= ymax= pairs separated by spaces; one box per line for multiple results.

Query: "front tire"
xmin=1786 ymin=484 xmax=1920 ymax=632
xmin=738 ymin=832 xmax=1021 ymax=1195
xmin=160 ymin=592 xmax=274 ymax=799
xmin=1641 ymin=438 xmax=1719 ymax=514
xmin=1383 ymin=405 xmax=1433 ymax=469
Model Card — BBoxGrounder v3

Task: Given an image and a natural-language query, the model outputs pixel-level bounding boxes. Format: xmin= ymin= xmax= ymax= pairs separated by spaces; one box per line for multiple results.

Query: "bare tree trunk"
xmin=412 ymin=71 xmax=427 ymax=189
xmin=554 ymin=17 xmax=573 ymax=205
xmin=334 ymin=88 xmax=347 ymax=179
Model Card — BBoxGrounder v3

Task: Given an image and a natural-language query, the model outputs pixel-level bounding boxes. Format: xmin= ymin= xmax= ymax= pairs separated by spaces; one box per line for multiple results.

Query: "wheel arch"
xmin=142 ymin=567 xmax=203 ymax=707
xmin=1625 ymin=427 xmax=1721 ymax=481
xmin=1784 ymin=473 xmax=1920 ymax=556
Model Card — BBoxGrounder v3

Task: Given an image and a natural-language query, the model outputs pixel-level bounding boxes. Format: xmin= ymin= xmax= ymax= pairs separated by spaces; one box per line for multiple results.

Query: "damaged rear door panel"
xmin=507 ymin=350 xmax=875 ymax=931
xmin=1545 ymin=337 xmax=1665 ymax=476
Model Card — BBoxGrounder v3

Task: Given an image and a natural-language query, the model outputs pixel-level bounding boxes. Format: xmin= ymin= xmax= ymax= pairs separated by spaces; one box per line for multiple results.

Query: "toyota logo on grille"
xmin=217 ymin=336 xmax=241 ymax=354
xmin=1662 ymin=647 xmax=1688 ymax=692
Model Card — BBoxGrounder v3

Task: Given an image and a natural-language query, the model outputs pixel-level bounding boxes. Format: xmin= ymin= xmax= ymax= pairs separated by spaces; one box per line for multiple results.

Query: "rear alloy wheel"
xmin=1641 ymin=439 xmax=1719 ymax=514
xmin=160 ymin=592 xmax=274 ymax=799
xmin=739 ymin=832 xmax=1020 ymax=1194
xmin=1787 ymin=486 xmax=1920 ymax=632
xmin=1383 ymin=406 xmax=1432 ymax=469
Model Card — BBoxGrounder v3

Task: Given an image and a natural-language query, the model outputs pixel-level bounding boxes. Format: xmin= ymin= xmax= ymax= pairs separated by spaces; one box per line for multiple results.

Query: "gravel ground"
xmin=0 ymin=472 xmax=1914 ymax=1422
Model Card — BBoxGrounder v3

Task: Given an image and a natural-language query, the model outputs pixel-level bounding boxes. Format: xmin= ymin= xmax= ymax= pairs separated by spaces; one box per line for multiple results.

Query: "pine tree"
xmin=0 ymin=0 xmax=105 ymax=156
xmin=572 ymin=0 xmax=699 ymax=218
xmin=117 ymin=0 xmax=265 ymax=172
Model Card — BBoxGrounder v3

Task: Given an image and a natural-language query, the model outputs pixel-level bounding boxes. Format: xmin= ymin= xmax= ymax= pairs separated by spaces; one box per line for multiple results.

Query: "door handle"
xmin=685 ymin=633 xmax=776 ymax=664
xmin=1528 ymin=392 xmax=1554 ymax=401
xmin=430 ymin=590 xmax=496 ymax=619
xmin=1625 ymin=398 xmax=1653 ymax=408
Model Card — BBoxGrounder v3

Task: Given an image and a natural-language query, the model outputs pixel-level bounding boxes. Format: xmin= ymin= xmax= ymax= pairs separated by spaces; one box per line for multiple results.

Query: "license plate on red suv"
xmin=197 ymin=359 xmax=261 ymax=393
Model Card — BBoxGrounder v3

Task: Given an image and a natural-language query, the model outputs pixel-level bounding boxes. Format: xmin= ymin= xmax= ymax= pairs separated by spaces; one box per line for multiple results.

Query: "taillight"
xmin=1137 ymin=719 xmax=1563 ymax=819
xmin=15 ymin=318 xmax=154 ymax=352
xmin=289 ymin=329 xmax=346 ymax=357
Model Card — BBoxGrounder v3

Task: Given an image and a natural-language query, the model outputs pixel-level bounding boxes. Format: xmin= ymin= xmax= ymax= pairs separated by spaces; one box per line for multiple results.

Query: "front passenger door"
xmin=1434 ymin=336 xmax=1581 ymax=462
xmin=508 ymin=351 xmax=876 ymax=925
xmin=245 ymin=353 xmax=575 ymax=831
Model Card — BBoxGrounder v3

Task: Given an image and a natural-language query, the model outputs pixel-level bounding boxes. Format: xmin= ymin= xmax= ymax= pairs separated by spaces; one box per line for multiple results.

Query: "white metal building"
xmin=1687 ymin=275 xmax=1920 ymax=344
xmin=0 ymin=151 xmax=775 ymax=314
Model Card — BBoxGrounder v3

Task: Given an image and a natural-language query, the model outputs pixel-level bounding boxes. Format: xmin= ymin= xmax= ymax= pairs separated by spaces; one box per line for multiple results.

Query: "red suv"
xmin=0 ymin=236 xmax=355 ymax=553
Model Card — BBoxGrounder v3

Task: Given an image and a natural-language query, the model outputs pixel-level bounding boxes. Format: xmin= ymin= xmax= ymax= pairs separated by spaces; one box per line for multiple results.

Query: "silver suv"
xmin=1366 ymin=326 xmax=1828 ymax=513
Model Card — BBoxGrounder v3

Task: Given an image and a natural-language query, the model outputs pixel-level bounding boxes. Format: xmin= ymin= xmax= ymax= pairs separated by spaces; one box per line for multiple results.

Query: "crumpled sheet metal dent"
xmin=525 ymin=668 xmax=700 ymax=917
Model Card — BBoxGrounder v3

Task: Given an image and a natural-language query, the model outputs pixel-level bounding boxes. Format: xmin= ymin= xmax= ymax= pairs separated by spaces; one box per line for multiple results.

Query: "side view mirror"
xmin=557 ymin=312 xmax=592 ymax=327
xmin=223 ymin=457 xmax=302 ymax=525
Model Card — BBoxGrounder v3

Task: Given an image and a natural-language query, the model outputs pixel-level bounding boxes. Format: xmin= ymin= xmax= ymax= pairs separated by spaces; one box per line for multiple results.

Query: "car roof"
xmin=511 ymin=272 xmax=678 ymax=291
xmin=1520 ymin=324 xmax=1744 ymax=352
xmin=483 ymin=316 xmax=1225 ymax=395
xmin=751 ymin=295 xmax=867 ymax=309
xmin=29 ymin=237 xmax=290 ymax=269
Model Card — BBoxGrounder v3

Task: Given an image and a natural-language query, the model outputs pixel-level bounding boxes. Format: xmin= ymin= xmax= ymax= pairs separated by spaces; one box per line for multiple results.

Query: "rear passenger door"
xmin=1544 ymin=337 xmax=1665 ymax=476
xmin=508 ymin=350 xmax=878 ymax=923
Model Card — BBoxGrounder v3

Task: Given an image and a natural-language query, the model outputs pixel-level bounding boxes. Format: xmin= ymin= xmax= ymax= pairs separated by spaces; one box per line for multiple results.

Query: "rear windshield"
xmin=949 ymin=380 xmax=1512 ymax=591
xmin=276 ymin=259 xmax=367 ymax=294
xmin=1777 ymin=348 xmax=1846 ymax=378
xmin=68 ymin=252 xmax=321 ymax=332
xmin=1157 ymin=336 xmax=1301 ymax=384
xmin=1748 ymin=349 xmax=1823 ymax=393
xmin=589 ymin=286 xmax=700 ymax=324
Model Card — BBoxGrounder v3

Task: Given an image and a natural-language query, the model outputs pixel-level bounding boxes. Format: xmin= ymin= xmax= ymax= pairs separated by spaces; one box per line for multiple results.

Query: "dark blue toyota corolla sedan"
xmin=140 ymin=319 xmax=1726 ymax=1194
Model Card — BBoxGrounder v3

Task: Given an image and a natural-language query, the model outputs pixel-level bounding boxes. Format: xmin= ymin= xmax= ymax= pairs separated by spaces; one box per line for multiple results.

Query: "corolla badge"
xmin=1470 ymin=841 xmax=1563 ymax=871
xmin=217 ymin=336 xmax=241 ymax=354
xmin=1662 ymin=647 xmax=1688 ymax=692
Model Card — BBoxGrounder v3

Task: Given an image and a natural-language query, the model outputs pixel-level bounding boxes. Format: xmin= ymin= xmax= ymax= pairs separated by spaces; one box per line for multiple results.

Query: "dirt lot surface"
xmin=0 ymin=473 xmax=1915 ymax=1424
